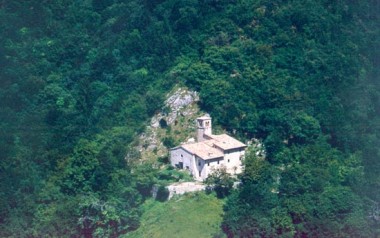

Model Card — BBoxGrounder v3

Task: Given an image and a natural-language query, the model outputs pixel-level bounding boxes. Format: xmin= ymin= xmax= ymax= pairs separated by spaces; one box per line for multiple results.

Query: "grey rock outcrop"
xmin=151 ymin=88 xmax=199 ymax=128
xmin=137 ymin=87 xmax=200 ymax=160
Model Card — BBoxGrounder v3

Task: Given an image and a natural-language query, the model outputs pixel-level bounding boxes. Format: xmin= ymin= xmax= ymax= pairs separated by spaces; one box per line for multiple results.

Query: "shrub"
xmin=156 ymin=185 xmax=169 ymax=202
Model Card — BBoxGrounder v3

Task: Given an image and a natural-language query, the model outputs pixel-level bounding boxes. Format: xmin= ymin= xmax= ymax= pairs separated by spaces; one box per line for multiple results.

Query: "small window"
xmin=217 ymin=160 xmax=219 ymax=165
xmin=181 ymin=154 xmax=183 ymax=157
xmin=228 ymin=159 xmax=230 ymax=163
xmin=198 ymin=161 xmax=201 ymax=166
xmin=208 ymin=162 xmax=210 ymax=166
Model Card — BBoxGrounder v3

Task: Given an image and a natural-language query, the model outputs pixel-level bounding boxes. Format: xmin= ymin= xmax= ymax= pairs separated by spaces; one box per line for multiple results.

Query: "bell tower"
xmin=196 ymin=114 xmax=212 ymax=142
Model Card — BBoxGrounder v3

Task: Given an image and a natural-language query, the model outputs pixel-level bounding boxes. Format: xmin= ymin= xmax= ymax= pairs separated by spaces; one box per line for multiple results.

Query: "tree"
xmin=205 ymin=166 xmax=235 ymax=198
xmin=223 ymin=150 xmax=279 ymax=237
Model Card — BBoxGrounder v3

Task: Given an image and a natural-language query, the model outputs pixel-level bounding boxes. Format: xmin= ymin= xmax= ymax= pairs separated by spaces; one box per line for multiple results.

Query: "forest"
xmin=0 ymin=0 xmax=379 ymax=237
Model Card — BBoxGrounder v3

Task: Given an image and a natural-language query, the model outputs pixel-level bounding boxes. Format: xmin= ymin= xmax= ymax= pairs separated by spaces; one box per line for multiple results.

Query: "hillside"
xmin=0 ymin=1 xmax=379 ymax=237
xmin=135 ymin=86 xmax=202 ymax=161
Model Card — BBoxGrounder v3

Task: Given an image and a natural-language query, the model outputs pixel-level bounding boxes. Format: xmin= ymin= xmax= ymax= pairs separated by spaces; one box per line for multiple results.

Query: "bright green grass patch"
xmin=124 ymin=193 xmax=225 ymax=238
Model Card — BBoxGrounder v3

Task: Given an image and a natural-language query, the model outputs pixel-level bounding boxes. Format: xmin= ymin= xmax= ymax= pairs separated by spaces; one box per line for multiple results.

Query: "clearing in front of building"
xmin=124 ymin=192 xmax=225 ymax=238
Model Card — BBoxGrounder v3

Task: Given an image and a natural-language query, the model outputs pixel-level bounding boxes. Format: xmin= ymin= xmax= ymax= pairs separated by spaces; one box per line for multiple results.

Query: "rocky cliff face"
xmin=137 ymin=87 xmax=202 ymax=161
xmin=151 ymin=88 xmax=199 ymax=128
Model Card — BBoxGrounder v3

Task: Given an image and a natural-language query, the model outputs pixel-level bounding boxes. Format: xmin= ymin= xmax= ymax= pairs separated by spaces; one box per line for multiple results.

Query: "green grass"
xmin=124 ymin=193 xmax=225 ymax=238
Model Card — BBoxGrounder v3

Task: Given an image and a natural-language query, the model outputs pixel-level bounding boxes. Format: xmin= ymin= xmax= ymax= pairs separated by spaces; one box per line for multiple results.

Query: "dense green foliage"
xmin=0 ymin=0 xmax=174 ymax=236
xmin=0 ymin=0 xmax=378 ymax=237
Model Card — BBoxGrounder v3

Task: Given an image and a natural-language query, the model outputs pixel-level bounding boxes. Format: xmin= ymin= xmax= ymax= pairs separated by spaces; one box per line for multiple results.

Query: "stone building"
xmin=170 ymin=115 xmax=246 ymax=181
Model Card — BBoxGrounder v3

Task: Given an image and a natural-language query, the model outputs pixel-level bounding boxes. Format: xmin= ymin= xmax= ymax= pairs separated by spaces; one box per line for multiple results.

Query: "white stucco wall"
xmin=202 ymin=158 xmax=224 ymax=179
xmin=194 ymin=156 xmax=205 ymax=180
xmin=188 ymin=156 xmax=224 ymax=181
xmin=223 ymin=148 xmax=245 ymax=175
xmin=170 ymin=147 xmax=198 ymax=178
xmin=170 ymin=148 xmax=193 ymax=170
xmin=170 ymin=146 xmax=245 ymax=180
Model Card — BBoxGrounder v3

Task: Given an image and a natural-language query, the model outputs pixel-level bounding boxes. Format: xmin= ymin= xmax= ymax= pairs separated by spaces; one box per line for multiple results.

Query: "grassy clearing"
xmin=124 ymin=193 xmax=225 ymax=238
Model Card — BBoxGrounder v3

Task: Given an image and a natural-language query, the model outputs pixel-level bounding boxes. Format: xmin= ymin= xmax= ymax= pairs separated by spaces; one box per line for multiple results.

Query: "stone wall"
xmin=166 ymin=182 xmax=206 ymax=200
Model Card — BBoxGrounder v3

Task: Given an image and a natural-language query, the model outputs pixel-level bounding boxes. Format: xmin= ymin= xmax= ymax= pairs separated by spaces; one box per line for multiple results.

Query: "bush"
xmin=156 ymin=185 xmax=169 ymax=202
xmin=163 ymin=136 xmax=176 ymax=148
xmin=158 ymin=155 xmax=169 ymax=164
xmin=205 ymin=167 xmax=235 ymax=198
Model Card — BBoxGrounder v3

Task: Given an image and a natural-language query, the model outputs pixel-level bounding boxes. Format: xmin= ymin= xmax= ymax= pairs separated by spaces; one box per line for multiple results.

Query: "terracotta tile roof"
xmin=205 ymin=134 xmax=246 ymax=151
xmin=181 ymin=142 xmax=224 ymax=160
